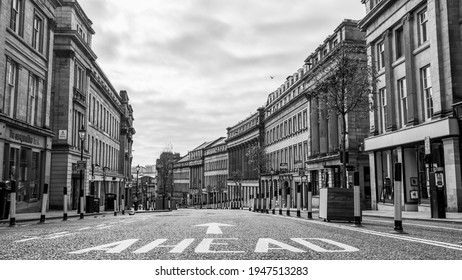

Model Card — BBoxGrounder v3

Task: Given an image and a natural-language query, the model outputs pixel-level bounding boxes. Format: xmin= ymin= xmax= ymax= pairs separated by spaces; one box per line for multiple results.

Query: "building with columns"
xmin=0 ymin=0 xmax=61 ymax=213
xmin=226 ymin=109 xmax=264 ymax=209
xmin=203 ymin=137 xmax=228 ymax=208
xmin=261 ymin=19 xmax=370 ymax=212
xmin=359 ymin=0 xmax=462 ymax=214
xmin=188 ymin=141 xmax=211 ymax=207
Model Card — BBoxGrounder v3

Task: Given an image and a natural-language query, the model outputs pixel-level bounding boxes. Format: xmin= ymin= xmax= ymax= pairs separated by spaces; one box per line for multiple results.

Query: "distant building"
xmin=226 ymin=109 xmax=265 ymax=209
xmin=173 ymin=154 xmax=190 ymax=206
xmin=204 ymin=137 xmax=228 ymax=208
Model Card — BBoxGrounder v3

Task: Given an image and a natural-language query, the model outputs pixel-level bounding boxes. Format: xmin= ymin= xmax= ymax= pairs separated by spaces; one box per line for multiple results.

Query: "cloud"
xmin=78 ymin=0 xmax=367 ymax=165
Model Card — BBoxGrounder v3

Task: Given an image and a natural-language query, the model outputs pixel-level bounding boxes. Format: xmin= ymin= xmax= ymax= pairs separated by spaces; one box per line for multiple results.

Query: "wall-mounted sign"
xmin=280 ymin=163 xmax=288 ymax=172
xmin=8 ymin=128 xmax=43 ymax=148
xmin=59 ymin=130 xmax=67 ymax=140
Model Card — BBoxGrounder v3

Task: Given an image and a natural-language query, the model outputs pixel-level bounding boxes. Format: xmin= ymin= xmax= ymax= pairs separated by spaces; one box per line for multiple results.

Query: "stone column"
xmin=442 ymin=137 xmax=462 ymax=212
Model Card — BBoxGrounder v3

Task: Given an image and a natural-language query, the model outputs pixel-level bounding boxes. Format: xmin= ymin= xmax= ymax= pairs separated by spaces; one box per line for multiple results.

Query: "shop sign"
xmin=8 ymin=129 xmax=43 ymax=147
xmin=280 ymin=163 xmax=288 ymax=172
xmin=424 ymin=137 xmax=431 ymax=155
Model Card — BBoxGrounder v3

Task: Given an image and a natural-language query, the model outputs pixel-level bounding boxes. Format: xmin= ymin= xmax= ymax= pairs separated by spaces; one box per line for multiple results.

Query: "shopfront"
xmin=365 ymin=116 xmax=462 ymax=214
xmin=373 ymin=140 xmax=447 ymax=212
xmin=1 ymin=126 xmax=50 ymax=213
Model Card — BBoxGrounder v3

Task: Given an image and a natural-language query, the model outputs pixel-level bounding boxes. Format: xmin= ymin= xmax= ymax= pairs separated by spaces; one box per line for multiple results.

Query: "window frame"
xmin=397 ymin=77 xmax=407 ymax=128
xmin=421 ymin=65 xmax=433 ymax=120
xmin=32 ymin=13 xmax=44 ymax=53
xmin=418 ymin=9 xmax=428 ymax=45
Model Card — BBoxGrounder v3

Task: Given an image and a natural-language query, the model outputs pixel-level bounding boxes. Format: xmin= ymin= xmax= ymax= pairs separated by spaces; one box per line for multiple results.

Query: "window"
xmin=395 ymin=27 xmax=404 ymax=59
xmin=32 ymin=15 xmax=43 ymax=53
xmin=377 ymin=41 xmax=385 ymax=70
xmin=418 ymin=9 xmax=428 ymax=45
xmin=74 ymin=64 xmax=85 ymax=91
xmin=4 ymin=59 xmax=18 ymax=117
xmin=28 ymin=74 xmax=39 ymax=125
xmin=10 ymin=0 xmax=23 ymax=35
xmin=421 ymin=66 xmax=433 ymax=119
xmin=378 ymin=87 xmax=387 ymax=133
xmin=397 ymin=78 xmax=407 ymax=127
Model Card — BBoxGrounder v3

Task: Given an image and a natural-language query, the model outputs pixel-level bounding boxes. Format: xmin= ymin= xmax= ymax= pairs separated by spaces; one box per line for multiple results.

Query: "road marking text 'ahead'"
xmin=69 ymin=238 xmax=359 ymax=254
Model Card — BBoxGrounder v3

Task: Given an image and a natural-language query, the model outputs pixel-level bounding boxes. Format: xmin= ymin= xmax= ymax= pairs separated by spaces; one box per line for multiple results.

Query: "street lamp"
xmin=78 ymin=125 xmax=86 ymax=219
xmin=135 ymin=165 xmax=140 ymax=211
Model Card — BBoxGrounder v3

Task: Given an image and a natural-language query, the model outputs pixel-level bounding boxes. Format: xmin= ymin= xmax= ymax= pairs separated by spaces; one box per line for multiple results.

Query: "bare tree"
xmin=156 ymin=145 xmax=179 ymax=204
xmin=308 ymin=44 xmax=376 ymax=188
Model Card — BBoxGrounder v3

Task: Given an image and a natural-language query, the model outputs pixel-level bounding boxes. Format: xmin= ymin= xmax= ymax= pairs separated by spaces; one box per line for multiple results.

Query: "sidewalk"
xmin=0 ymin=209 xmax=171 ymax=224
xmin=2 ymin=207 xmax=462 ymax=224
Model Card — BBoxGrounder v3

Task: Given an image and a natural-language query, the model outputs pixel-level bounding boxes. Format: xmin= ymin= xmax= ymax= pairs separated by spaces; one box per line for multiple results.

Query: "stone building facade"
xmin=203 ymin=137 xmax=228 ymax=208
xmin=261 ymin=19 xmax=371 ymax=211
xmin=359 ymin=0 xmax=462 ymax=214
xmin=0 ymin=0 xmax=60 ymax=213
xmin=226 ymin=109 xmax=264 ymax=209
xmin=49 ymin=0 xmax=135 ymax=213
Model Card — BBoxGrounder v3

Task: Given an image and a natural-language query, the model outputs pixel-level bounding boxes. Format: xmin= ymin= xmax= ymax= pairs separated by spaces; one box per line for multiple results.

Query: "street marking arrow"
xmin=194 ymin=223 xmax=234 ymax=234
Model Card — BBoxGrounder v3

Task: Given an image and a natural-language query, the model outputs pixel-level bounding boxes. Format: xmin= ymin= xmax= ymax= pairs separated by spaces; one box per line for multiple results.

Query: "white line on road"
xmin=15 ymin=237 xmax=40 ymax=243
xmin=95 ymin=226 xmax=112 ymax=229
xmin=363 ymin=218 xmax=462 ymax=232
xmin=279 ymin=215 xmax=462 ymax=251
xmin=77 ymin=227 xmax=92 ymax=231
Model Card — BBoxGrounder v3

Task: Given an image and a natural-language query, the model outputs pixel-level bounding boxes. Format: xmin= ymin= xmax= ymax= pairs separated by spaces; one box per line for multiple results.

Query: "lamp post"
xmin=135 ymin=165 xmax=140 ymax=211
xmin=102 ymin=166 xmax=109 ymax=210
xmin=270 ymin=168 xmax=275 ymax=214
xmin=78 ymin=125 xmax=86 ymax=219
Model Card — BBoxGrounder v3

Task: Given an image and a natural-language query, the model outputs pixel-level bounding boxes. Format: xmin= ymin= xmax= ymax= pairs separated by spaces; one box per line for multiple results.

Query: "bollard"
xmin=9 ymin=181 xmax=16 ymax=227
xmin=63 ymin=187 xmax=68 ymax=221
xmin=279 ymin=188 xmax=283 ymax=215
xmin=307 ymin=182 xmax=313 ymax=219
xmin=114 ymin=199 xmax=118 ymax=216
xmin=79 ymin=189 xmax=84 ymax=220
xmin=353 ymin=172 xmax=362 ymax=226
xmin=286 ymin=192 xmax=291 ymax=216
xmin=393 ymin=163 xmax=406 ymax=233
xmin=121 ymin=195 xmax=125 ymax=215
xmin=39 ymin=184 xmax=49 ymax=223
xmin=272 ymin=189 xmax=277 ymax=215
xmin=168 ymin=197 xmax=171 ymax=211
xmin=297 ymin=185 xmax=301 ymax=217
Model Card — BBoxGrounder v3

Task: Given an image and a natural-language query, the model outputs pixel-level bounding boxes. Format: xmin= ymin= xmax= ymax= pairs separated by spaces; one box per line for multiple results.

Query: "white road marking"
xmin=364 ymin=218 xmax=462 ymax=232
xmin=15 ymin=237 xmax=40 ymax=243
xmin=195 ymin=238 xmax=245 ymax=253
xmin=69 ymin=239 xmax=139 ymax=254
xmin=292 ymin=238 xmax=359 ymax=253
xmin=194 ymin=223 xmax=234 ymax=234
xmin=77 ymin=227 xmax=92 ymax=231
xmin=94 ymin=226 xmax=112 ymax=230
xmin=133 ymin=239 xmax=195 ymax=254
xmin=254 ymin=238 xmax=305 ymax=253
xmin=280 ymin=215 xmax=462 ymax=251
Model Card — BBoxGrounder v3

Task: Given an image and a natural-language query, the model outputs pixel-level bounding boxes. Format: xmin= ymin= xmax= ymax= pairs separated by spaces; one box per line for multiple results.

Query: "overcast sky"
xmin=78 ymin=0 xmax=367 ymax=167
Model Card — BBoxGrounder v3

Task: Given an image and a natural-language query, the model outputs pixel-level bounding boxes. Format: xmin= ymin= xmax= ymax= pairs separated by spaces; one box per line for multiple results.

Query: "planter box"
xmin=319 ymin=188 xmax=354 ymax=222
